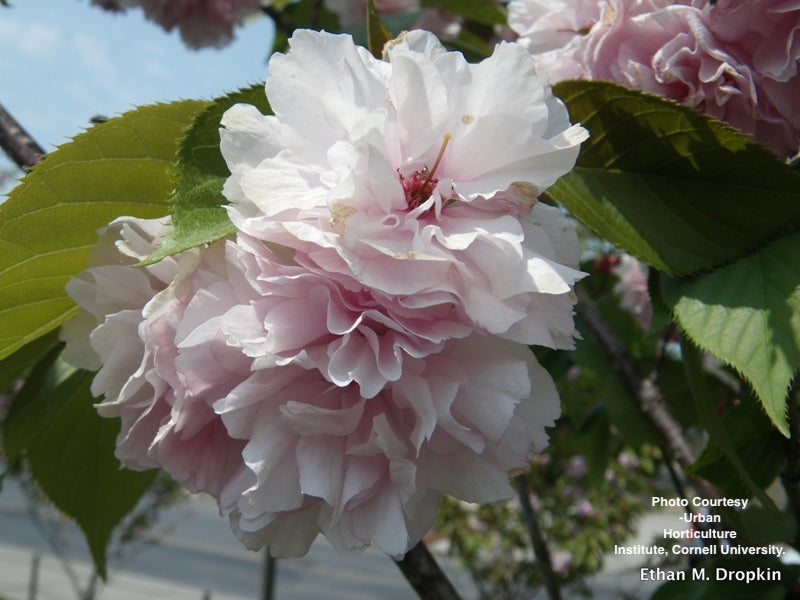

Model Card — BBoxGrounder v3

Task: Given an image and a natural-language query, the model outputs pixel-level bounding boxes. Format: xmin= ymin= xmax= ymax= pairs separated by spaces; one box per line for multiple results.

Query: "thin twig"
xmin=514 ymin=475 xmax=562 ymax=600
xmin=394 ymin=541 xmax=462 ymax=600
xmin=0 ymin=102 xmax=44 ymax=170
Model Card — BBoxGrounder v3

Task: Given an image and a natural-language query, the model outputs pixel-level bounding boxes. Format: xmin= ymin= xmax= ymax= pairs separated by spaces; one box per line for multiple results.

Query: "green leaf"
xmin=682 ymin=337 xmax=779 ymax=507
xmin=687 ymin=392 xmax=785 ymax=502
xmin=143 ymin=85 xmax=270 ymax=264
xmin=548 ymin=81 xmax=800 ymax=276
xmin=0 ymin=330 xmax=59 ymax=396
xmin=729 ymin=507 xmax=796 ymax=546
xmin=0 ymin=99 xmax=209 ymax=361
xmin=367 ymin=0 xmax=392 ymax=59
xmin=3 ymin=348 xmax=156 ymax=579
xmin=662 ymin=233 xmax=800 ymax=436
xmin=421 ymin=0 xmax=507 ymax=26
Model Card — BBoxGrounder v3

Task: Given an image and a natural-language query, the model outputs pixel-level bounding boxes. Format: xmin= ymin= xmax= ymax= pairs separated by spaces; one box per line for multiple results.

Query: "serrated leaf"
xmin=367 ymin=0 xmax=392 ymax=59
xmin=686 ymin=391 xmax=785 ymax=501
xmin=142 ymin=84 xmax=271 ymax=264
xmin=422 ymin=0 xmax=507 ymax=26
xmin=548 ymin=81 xmax=800 ymax=276
xmin=662 ymin=233 xmax=800 ymax=436
xmin=0 ymin=100 xmax=209 ymax=361
xmin=3 ymin=349 xmax=156 ymax=579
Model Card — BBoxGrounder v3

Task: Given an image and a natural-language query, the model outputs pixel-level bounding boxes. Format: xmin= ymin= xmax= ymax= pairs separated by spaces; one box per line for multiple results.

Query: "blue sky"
xmin=0 ymin=0 xmax=274 ymax=169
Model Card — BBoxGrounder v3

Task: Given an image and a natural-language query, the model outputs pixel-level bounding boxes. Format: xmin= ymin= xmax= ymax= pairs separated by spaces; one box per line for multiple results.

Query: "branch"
xmin=574 ymin=286 xmax=718 ymax=499
xmin=514 ymin=475 xmax=562 ymax=600
xmin=0 ymin=102 xmax=44 ymax=170
xmin=394 ymin=541 xmax=462 ymax=600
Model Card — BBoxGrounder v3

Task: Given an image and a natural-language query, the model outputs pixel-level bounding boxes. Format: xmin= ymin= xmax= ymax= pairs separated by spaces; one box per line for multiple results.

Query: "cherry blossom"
xmin=91 ymin=0 xmax=263 ymax=48
xmin=220 ymin=30 xmax=589 ymax=363
xmin=509 ymin=0 xmax=800 ymax=157
xmin=611 ymin=253 xmax=652 ymax=331
xmin=60 ymin=217 xmax=560 ymax=557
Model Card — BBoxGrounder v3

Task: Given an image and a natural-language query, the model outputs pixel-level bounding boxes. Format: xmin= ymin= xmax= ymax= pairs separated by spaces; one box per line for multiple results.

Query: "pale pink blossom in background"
xmin=508 ymin=0 xmax=800 ymax=157
xmin=611 ymin=253 xmax=652 ymax=331
xmin=61 ymin=217 xmax=560 ymax=557
xmin=221 ymin=30 xmax=588 ymax=355
xmin=550 ymin=550 xmax=573 ymax=574
xmin=91 ymin=0 xmax=263 ymax=48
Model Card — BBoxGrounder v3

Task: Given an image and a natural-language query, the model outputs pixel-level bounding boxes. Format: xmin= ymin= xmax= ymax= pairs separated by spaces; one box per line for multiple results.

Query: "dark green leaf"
xmin=0 ymin=100 xmax=209 ymax=361
xmin=548 ymin=81 xmax=800 ymax=276
xmin=0 ymin=330 xmax=59 ymax=396
xmin=683 ymin=338 xmax=781 ymax=506
xmin=142 ymin=85 xmax=270 ymax=264
xmin=687 ymin=393 xmax=785 ymax=500
xmin=662 ymin=233 xmax=800 ymax=435
xmin=729 ymin=507 xmax=796 ymax=546
xmin=421 ymin=0 xmax=507 ymax=26
xmin=3 ymin=349 xmax=156 ymax=579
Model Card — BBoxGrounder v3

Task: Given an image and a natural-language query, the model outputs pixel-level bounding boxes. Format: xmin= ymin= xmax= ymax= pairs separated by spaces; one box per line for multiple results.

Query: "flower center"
xmin=399 ymin=134 xmax=451 ymax=210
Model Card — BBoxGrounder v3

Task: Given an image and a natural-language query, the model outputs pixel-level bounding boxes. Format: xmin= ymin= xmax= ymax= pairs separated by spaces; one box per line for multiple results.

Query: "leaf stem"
xmin=394 ymin=541 xmax=462 ymax=600
xmin=514 ymin=474 xmax=562 ymax=600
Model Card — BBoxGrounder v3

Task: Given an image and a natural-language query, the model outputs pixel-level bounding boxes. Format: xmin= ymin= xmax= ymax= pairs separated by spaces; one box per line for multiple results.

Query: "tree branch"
xmin=394 ymin=541 xmax=462 ymax=600
xmin=514 ymin=475 xmax=562 ymax=600
xmin=0 ymin=102 xmax=44 ymax=170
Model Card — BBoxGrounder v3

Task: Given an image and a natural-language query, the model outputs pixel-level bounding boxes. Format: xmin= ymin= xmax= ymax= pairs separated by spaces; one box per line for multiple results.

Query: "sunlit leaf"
xmin=0 ymin=100 xmax=208 ymax=360
xmin=662 ymin=234 xmax=800 ymax=436
xmin=142 ymin=84 xmax=270 ymax=264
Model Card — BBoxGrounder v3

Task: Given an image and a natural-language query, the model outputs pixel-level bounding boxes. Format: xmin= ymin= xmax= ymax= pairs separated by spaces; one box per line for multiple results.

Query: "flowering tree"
xmin=1 ymin=1 xmax=799 ymax=599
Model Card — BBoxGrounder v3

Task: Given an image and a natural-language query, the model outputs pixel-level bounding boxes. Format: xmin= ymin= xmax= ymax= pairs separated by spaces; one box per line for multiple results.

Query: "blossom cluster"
xmin=61 ymin=30 xmax=587 ymax=557
xmin=509 ymin=0 xmax=800 ymax=158
xmin=91 ymin=0 xmax=263 ymax=48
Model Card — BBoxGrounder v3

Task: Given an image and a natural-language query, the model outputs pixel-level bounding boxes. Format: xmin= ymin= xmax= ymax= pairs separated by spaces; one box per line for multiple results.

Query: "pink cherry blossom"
xmin=60 ymin=218 xmax=249 ymax=497
xmin=91 ymin=0 xmax=262 ymax=48
xmin=61 ymin=217 xmax=560 ymax=557
xmin=221 ymin=30 xmax=588 ymax=356
xmin=611 ymin=253 xmax=652 ymax=331
xmin=509 ymin=0 xmax=800 ymax=157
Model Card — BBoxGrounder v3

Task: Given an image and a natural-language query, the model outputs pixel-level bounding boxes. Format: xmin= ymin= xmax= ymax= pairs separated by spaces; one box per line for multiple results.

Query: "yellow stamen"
xmin=421 ymin=133 xmax=451 ymax=189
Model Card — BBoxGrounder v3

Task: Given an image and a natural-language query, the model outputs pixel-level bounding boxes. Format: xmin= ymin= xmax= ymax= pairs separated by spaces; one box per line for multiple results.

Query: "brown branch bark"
xmin=394 ymin=541 xmax=462 ymax=600
xmin=0 ymin=102 xmax=44 ymax=170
